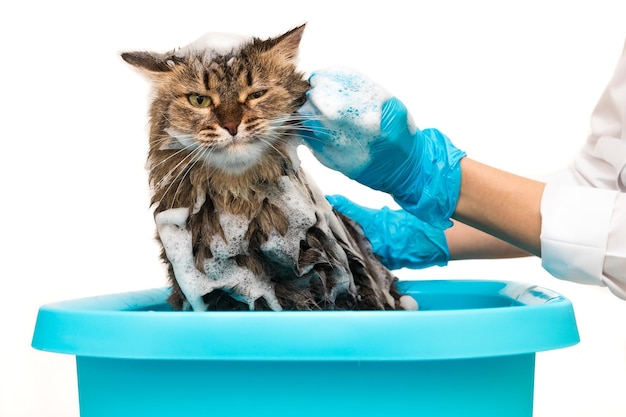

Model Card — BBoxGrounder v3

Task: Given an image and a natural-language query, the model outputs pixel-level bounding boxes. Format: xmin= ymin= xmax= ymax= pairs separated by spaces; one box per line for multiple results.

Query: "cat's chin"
xmin=205 ymin=141 xmax=269 ymax=175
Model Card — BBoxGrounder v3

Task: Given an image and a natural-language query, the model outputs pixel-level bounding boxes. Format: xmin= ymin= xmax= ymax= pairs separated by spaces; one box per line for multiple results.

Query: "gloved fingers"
xmin=390 ymin=128 xmax=466 ymax=229
xmin=380 ymin=97 xmax=409 ymax=135
xmin=379 ymin=97 xmax=417 ymax=157
xmin=326 ymin=195 xmax=392 ymax=265
xmin=326 ymin=194 xmax=380 ymax=225
xmin=325 ymin=194 xmax=353 ymax=210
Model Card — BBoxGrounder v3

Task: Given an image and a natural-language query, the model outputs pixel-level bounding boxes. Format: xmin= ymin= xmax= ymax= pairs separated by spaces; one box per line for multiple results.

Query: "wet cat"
xmin=122 ymin=24 xmax=417 ymax=311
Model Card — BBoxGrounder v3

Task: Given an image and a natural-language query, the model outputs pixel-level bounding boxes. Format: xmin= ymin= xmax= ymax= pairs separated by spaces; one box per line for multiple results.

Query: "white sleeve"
xmin=540 ymin=185 xmax=626 ymax=299
xmin=539 ymin=38 xmax=626 ymax=299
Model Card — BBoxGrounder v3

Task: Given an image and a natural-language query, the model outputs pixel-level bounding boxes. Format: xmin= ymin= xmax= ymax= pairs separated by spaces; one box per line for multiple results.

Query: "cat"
xmin=121 ymin=24 xmax=417 ymax=311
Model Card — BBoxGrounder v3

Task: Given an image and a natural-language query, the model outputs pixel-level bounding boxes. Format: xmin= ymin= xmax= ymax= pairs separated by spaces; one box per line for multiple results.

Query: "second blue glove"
xmin=327 ymin=195 xmax=450 ymax=270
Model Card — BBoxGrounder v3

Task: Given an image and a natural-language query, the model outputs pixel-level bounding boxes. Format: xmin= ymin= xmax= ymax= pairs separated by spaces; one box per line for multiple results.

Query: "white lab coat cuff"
xmin=540 ymin=184 xmax=618 ymax=285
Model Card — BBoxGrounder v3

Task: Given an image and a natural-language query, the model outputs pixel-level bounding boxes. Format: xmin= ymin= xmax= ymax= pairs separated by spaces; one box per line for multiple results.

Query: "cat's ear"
xmin=265 ymin=24 xmax=306 ymax=61
xmin=120 ymin=51 xmax=181 ymax=74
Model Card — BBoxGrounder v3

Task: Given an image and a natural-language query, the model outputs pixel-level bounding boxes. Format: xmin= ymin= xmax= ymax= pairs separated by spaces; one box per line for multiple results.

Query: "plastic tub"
xmin=32 ymin=280 xmax=579 ymax=417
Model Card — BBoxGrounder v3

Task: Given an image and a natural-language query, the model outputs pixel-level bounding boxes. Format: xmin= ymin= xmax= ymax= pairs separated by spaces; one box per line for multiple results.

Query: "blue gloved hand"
xmin=299 ymin=67 xmax=466 ymax=229
xmin=328 ymin=195 xmax=449 ymax=270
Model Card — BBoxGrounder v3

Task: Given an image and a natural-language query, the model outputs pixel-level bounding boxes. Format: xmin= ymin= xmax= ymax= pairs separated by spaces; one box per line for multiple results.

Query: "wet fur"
xmin=122 ymin=25 xmax=406 ymax=311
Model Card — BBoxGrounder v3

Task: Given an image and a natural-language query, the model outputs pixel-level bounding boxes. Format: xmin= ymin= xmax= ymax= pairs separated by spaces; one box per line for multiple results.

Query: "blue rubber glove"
xmin=299 ymin=67 xmax=466 ymax=229
xmin=328 ymin=195 xmax=449 ymax=270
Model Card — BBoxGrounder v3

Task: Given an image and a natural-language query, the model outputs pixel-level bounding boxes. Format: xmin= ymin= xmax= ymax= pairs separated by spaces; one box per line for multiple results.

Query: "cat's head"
xmin=122 ymin=25 xmax=309 ymax=175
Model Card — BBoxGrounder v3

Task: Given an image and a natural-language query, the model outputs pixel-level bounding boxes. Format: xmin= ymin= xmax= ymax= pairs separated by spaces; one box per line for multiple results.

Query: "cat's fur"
xmin=122 ymin=24 xmax=413 ymax=311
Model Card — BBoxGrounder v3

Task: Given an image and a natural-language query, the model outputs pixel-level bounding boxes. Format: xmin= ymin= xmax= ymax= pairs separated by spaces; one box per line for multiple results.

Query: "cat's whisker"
xmin=256 ymin=132 xmax=288 ymax=157
xmin=153 ymin=154 xmax=192 ymax=189
xmin=284 ymin=115 xmax=374 ymax=156
xmin=282 ymin=118 xmax=339 ymax=137
xmin=152 ymin=146 xmax=194 ymax=172
xmin=155 ymin=147 xmax=201 ymax=201
xmin=168 ymin=152 xmax=205 ymax=209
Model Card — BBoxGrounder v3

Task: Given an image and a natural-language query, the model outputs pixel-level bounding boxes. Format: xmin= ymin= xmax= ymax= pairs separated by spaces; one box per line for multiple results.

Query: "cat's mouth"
xmin=163 ymin=127 xmax=270 ymax=175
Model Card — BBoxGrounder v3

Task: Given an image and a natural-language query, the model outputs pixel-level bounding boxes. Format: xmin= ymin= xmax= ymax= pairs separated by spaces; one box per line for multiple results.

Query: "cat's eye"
xmin=247 ymin=90 xmax=267 ymax=101
xmin=188 ymin=94 xmax=212 ymax=108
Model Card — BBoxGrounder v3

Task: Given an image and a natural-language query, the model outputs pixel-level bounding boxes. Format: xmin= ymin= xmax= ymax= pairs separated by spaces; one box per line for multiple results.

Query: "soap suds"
xmin=260 ymin=176 xmax=317 ymax=266
xmin=174 ymin=32 xmax=249 ymax=59
xmin=155 ymin=208 xmax=211 ymax=311
xmin=156 ymin=207 xmax=283 ymax=311
xmin=203 ymin=258 xmax=282 ymax=310
xmin=399 ymin=295 xmax=419 ymax=311
xmin=298 ymin=67 xmax=392 ymax=178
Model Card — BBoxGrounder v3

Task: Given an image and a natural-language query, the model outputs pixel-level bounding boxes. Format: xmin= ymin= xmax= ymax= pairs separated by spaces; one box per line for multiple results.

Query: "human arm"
xmin=451 ymin=40 xmax=626 ymax=297
xmin=446 ymin=219 xmax=530 ymax=260
xmin=452 ymin=158 xmax=545 ymax=257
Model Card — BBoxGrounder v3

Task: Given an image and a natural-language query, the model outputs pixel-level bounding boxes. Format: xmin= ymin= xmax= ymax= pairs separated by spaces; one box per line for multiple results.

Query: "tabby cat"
xmin=121 ymin=24 xmax=417 ymax=311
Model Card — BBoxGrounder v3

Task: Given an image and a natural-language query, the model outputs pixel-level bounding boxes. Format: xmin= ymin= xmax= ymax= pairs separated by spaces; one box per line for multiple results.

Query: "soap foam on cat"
xmin=156 ymin=206 xmax=284 ymax=311
xmin=154 ymin=154 xmax=326 ymax=311
xmin=155 ymin=208 xmax=214 ymax=311
xmin=298 ymin=67 xmax=392 ymax=178
xmin=260 ymin=173 xmax=318 ymax=267
xmin=174 ymin=32 xmax=249 ymax=58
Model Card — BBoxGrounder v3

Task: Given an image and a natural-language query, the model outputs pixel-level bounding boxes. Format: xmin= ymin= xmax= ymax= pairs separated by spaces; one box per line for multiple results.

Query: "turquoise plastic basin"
xmin=32 ymin=280 xmax=579 ymax=417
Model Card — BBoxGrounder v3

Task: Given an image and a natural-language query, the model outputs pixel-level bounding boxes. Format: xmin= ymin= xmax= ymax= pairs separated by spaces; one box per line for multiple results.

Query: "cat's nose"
xmin=222 ymin=122 xmax=239 ymax=136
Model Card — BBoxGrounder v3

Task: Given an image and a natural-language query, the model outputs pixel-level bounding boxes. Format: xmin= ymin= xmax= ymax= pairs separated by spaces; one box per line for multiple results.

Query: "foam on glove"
xmin=299 ymin=66 xmax=465 ymax=230
xmin=299 ymin=67 xmax=392 ymax=178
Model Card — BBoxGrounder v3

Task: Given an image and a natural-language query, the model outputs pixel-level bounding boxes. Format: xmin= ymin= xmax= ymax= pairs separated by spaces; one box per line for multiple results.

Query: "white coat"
xmin=541 ymin=40 xmax=626 ymax=299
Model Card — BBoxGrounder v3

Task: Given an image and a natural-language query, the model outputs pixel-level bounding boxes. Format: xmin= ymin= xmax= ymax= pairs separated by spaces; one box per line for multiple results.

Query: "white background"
xmin=1 ymin=1 xmax=625 ymax=416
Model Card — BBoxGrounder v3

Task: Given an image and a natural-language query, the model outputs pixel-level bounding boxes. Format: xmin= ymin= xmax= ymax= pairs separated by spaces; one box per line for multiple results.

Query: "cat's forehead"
xmin=174 ymin=32 xmax=250 ymax=59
